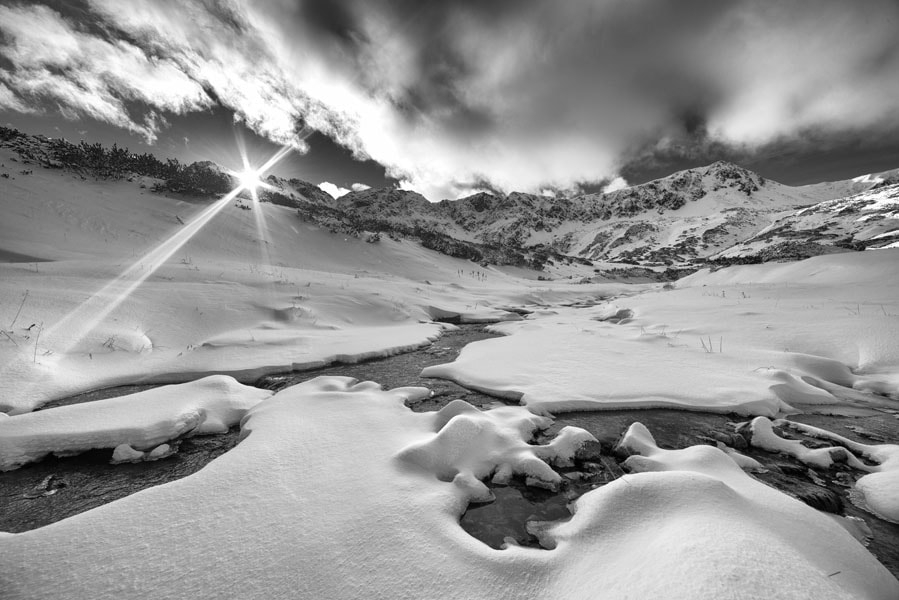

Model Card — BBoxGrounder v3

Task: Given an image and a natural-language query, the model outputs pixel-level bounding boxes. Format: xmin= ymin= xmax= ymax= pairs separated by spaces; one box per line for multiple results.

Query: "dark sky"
xmin=2 ymin=1 xmax=899 ymax=199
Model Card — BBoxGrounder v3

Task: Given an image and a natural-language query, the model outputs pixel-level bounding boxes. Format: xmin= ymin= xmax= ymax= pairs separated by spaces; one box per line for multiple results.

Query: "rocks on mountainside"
xmin=711 ymin=183 xmax=899 ymax=265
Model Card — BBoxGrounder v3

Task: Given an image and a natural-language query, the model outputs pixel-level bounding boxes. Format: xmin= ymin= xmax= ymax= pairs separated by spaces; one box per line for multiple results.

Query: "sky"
xmin=2 ymin=0 xmax=899 ymax=201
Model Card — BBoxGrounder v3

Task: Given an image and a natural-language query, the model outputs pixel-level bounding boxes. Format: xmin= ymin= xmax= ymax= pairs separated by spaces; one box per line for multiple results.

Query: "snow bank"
xmin=747 ymin=417 xmax=899 ymax=524
xmin=422 ymin=316 xmax=791 ymax=415
xmin=426 ymin=304 xmax=524 ymax=324
xmin=0 ymin=375 xmax=271 ymax=470
xmin=424 ymin=250 xmax=899 ymax=416
xmin=2 ymin=378 xmax=896 ymax=600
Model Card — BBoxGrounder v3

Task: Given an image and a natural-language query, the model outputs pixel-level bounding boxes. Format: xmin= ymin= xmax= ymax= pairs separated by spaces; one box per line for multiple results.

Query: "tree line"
xmin=0 ymin=126 xmax=232 ymax=196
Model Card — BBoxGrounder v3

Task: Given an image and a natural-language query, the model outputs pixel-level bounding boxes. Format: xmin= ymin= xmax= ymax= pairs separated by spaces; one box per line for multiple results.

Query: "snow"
xmin=2 ymin=151 xmax=899 ymax=597
xmin=2 ymin=377 xmax=896 ymax=600
xmin=746 ymin=417 xmax=899 ymax=524
xmin=531 ymin=422 xmax=899 ymax=599
xmin=852 ymin=174 xmax=885 ymax=184
xmin=0 ymin=375 xmax=271 ymax=470
xmin=0 ymin=152 xmax=619 ymax=413
xmin=424 ymin=249 xmax=899 ymax=416
xmin=746 ymin=416 xmax=866 ymax=470
xmin=397 ymin=399 xmax=596 ymax=492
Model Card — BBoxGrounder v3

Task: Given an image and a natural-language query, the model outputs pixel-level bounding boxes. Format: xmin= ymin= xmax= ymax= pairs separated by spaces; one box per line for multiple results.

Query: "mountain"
xmin=714 ymin=180 xmax=899 ymax=263
xmin=264 ymin=159 xmax=890 ymax=273
xmin=2 ymin=126 xmax=895 ymax=276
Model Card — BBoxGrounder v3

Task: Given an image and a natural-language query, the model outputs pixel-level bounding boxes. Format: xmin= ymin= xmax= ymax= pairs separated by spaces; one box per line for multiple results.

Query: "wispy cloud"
xmin=0 ymin=82 xmax=34 ymax=114
xmin=2 ymin=1 xmax=899 ymax=197
xmin=0 ymin=3 xmax=211 ymax=141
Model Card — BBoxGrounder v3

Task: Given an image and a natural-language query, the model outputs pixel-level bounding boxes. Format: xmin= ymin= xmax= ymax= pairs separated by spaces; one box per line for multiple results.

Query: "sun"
xmin=225 ymin=142 xmax=294 ymax=204
xmin=235 ymin=167 xmax=265 ymax=193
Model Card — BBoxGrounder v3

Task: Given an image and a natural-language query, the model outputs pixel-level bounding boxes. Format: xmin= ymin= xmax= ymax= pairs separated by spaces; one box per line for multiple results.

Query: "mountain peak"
xmin=702 ymin=161 xmax=765 ymax=191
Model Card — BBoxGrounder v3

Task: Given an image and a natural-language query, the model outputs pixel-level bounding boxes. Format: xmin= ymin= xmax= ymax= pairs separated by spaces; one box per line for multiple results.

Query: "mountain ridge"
xmin=2 ymin=126 xmax=897 ymax=276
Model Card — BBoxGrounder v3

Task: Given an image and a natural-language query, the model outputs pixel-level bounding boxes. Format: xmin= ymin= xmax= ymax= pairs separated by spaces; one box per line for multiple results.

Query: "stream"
xmin=0 ymin=324 xmax=897 ymax=580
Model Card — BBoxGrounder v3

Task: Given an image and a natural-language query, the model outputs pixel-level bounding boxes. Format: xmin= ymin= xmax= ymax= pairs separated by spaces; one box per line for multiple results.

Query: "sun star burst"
xmin=236 ymin=167 xmax=266 ymax=193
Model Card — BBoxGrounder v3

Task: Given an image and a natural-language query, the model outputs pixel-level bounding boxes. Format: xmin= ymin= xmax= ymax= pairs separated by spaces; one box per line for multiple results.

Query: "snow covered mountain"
xmin=2 ymin=127 xmax=895 ymax=274
xmin=267 ymin=158 xmax=891 ymax=272
xmin=715 ymin=181 xmax=899 ymax=263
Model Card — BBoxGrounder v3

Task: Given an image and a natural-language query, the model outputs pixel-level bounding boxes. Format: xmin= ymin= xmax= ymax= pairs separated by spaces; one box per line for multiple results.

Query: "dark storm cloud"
xmin=1 ymin=0 xmax=899 ymax=198
xmin=297 ymin=0 xmax=362 ymax=45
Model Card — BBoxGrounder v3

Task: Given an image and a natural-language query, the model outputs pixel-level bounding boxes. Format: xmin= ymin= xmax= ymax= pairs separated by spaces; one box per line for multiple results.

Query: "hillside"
xmin=715 ymin=181 xmax=899 ymax=263
xmin=1 ymin=128 xmax=895 ymax=277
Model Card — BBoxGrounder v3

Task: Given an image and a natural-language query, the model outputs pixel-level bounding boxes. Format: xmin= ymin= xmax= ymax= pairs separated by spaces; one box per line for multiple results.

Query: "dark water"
xmin=0 ymin=432 xmax=240 ymax=533
xmin=255 ymin=325 xmax=505 ymax=411
xmin=1 ymin=324 xmax=897 ymax=581
xmin=39 ymin=384 xmax=159 ymax=411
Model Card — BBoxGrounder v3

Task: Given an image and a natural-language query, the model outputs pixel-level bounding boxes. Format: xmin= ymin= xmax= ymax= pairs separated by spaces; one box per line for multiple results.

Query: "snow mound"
xmin=0 ymin=375 xmax=271 ymax=470
xmin=397 ymin=399 xmax=596 ymax=492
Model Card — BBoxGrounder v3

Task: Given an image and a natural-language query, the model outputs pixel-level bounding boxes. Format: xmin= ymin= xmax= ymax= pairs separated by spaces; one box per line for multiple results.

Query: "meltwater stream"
xmin=1 ymin=324 xmax=897 ymax=579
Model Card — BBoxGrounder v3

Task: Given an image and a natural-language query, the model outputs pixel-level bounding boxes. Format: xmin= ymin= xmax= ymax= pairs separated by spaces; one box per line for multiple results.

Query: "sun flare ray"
xmin=15 ymin=141 xmax=295 ymax=371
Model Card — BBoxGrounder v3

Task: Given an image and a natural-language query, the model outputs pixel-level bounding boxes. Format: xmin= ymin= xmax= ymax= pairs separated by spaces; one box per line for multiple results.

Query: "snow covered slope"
xmin=717 ymin=182 xmax=899 ymax=261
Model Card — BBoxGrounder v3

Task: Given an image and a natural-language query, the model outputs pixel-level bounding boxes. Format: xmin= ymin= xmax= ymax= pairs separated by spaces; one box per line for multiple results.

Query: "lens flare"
xmin=6 ymin=140 xmax=296 ymax=388
xmin=235 ymin=167 xmax=265 ymax=193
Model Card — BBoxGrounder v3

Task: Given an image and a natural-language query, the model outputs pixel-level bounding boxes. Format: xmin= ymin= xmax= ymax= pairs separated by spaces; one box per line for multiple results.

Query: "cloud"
xmin=2 ymin=1 xmax=899 ymax=197
xmin=602 ymin=177 xmax=630 ymax=194
xmin=350 ymin=183 xmax=371 ymax=192
xmin=318 ymin=181 xmax=350 ymax=198
xmin=0 ymin=82 xmax=34 ymax=114
xmin=0 ymin=3 xmax=212 ymax=142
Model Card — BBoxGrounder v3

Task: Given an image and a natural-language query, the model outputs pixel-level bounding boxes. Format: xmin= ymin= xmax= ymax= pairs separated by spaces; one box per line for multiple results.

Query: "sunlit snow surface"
xmin=0 ymin=375 xmax=272 ymax=471
xmin=1 ymin=377 xmax=897 ymax=599
xmin=425 ymin=250 xmax=899 ymax=417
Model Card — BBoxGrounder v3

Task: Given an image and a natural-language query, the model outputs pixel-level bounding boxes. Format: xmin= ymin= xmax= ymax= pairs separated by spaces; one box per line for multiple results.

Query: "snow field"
xmin=423 ymin=249 xmax=899 ymax=416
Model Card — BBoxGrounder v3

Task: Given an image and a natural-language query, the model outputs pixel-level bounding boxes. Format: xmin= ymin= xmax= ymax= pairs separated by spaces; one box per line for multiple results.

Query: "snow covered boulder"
xmin=0 ymin=375 xmax=272 ymax=471
xmin=396 ymin=400 xmax=596 ymax=493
